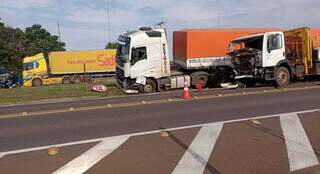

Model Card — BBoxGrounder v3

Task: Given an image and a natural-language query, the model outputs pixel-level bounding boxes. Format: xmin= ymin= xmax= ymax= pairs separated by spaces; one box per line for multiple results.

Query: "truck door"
xmin=264 ymin=32 xmax=285 ymax=67
xmin=130 ymin=44 xmax=163 ymax=79
xmin=130 ymin=46 xmax=148 ymax=77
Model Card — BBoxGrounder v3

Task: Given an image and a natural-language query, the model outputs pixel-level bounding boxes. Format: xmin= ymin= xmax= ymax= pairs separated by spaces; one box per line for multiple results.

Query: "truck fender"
xmin=276 ymin=60 xmax=293 ymax=77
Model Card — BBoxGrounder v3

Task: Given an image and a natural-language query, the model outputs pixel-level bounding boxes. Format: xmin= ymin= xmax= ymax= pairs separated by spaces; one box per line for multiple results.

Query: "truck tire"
xmin=190 ymin=72 xmax=209 ymax=88
xmin=139 ymin=79 xmax=156 ymax=93
xmin=275 ymin=67 xmax=290 ymax=87
xmin=62 ymin=76 xmax=71 ymax=84
xmin=32 ymin=78 xmax=42 ymax=87
xmin=73 ymin=76 xmax=81 ymax=84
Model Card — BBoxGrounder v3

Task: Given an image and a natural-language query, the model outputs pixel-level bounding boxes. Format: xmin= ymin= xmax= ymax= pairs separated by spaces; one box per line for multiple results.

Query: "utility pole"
xmin=57 ymin=20 xmax=62 ymax=42
xmin=106 ymin=0 xmax=111 ymax=44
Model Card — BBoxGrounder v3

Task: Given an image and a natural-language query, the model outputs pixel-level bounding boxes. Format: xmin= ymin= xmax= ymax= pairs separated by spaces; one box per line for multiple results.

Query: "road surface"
xmin=0 ymin=83 xmax=320 ymax=174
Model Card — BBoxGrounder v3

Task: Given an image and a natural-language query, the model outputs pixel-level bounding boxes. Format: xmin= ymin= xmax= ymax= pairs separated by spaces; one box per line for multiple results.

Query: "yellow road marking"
xmin=0 ymin=85 xmax=319 ymax=119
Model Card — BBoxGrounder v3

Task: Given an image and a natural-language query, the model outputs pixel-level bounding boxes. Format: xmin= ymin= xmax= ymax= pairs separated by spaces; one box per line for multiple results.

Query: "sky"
xmin=1 ymin=0 xmax=320 ymax=51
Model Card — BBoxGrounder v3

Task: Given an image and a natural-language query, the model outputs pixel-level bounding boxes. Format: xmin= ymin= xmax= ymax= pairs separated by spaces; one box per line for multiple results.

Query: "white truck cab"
xmin=229 ymin=31 xmax=288 ymax=86
xmin=116 ymin=27 xmax=171 ymax=93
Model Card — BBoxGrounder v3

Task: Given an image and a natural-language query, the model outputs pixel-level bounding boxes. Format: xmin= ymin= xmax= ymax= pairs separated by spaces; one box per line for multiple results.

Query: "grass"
xmin=0 ymin=81 xmax=124 ymax=104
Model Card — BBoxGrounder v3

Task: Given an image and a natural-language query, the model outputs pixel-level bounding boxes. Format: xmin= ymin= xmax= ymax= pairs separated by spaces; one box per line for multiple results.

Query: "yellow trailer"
xmin=22 ymin=49 xmax=116 ymax=87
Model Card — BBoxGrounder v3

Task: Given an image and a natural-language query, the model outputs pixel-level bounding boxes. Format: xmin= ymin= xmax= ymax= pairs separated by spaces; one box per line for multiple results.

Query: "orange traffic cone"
xmin=182 ymin=80 xmax=192 ymax=99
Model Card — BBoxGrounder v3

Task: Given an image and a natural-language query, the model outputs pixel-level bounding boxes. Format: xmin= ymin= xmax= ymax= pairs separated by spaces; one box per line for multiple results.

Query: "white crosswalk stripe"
xmin=171 ymin=122 xmax=223 ymax=174
xmin=52 ymin=135 xmax=129 ymax=174
xmin=280 ymin=113 xmax=319 ymax=171
xmin=1 ymin=109 xmax=320 ymax=173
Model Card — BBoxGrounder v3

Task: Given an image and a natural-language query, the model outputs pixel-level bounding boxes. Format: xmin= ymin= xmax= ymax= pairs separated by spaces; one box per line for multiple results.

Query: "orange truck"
xmin=22 ymin=49 xmax=116 ymax=87
xmin=115 ymin=26 xmax=275 ymax=93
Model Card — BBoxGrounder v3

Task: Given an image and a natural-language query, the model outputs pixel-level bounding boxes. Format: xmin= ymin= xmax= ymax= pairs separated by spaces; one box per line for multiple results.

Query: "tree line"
xmin=0 ymin=20 xmax=65 ymax=73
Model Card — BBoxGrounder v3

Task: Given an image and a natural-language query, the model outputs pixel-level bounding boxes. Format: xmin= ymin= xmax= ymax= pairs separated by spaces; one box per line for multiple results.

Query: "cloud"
xmin=64 ymin=6 xmax=140 ymax=26
xmin=0 ymin=0 xmax=54 ymax=9
xmin=61 ymin=27 xmax=107 ymax=50
xmin=1 ymin=0 xmax=320 ymax=50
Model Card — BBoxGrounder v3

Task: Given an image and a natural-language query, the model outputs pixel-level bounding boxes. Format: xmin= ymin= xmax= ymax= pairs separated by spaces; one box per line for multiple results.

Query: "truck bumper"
xmin=234 ymin=67 xmax=275 ymax=81
xmin=23 ymin=80 xmax=32 ymax=87
xmin=116 ymin=78 xmax=139 ymax=94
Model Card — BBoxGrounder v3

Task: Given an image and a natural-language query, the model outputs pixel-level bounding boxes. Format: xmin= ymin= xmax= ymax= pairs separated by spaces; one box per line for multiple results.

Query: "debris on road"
xmin=91 ymin=85 xmax=107 ymax=93
xmin=220 ymin=83 xmax=239 ymax=89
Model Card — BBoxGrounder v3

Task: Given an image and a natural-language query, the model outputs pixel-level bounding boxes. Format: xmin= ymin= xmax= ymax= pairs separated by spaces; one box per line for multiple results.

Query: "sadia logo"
xmin=97 ymin=54 xmax=116 ymax=66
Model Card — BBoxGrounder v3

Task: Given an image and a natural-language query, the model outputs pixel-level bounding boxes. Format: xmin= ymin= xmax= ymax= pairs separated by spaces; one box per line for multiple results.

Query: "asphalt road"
xmin=1 ymin=80 xmax=319 ymax=115
xmin=0 ymin=83 xmax=320 ymax=152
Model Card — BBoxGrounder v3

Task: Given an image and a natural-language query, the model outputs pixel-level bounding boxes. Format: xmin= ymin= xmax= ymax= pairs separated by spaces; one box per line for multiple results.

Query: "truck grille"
xmin=116 ymin=66 xmax=125 ymax=82
xmin=116 ymin=56 xmax=124 ymax=67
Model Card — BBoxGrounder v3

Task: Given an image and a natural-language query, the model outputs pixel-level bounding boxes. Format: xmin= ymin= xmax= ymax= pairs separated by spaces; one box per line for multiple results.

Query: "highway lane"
xmin=0 ymin=85 xmax=320 ymax=152
xmin=0 ymin=80 xmax=319 ymax=115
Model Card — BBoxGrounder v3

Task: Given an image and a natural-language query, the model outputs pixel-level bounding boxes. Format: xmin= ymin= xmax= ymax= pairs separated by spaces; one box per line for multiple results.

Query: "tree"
xmin=0 ymin=23 xmax=26 ymax=72
xmin=105 ymin=42 xmax=118 ymax=49
xmin=0 ymin=22 xmax=66 ymax=72
xmin=25 ymin=24 xmax=65 ymax=57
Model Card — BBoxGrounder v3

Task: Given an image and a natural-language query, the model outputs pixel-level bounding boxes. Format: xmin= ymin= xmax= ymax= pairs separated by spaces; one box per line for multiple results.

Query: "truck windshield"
xmin=116 ymin=43 xmax=130 ymax=67
xmin=23 ymin=62 xmax=38 ymax=71
xmin=230 ymin=36 xmax=264 ymax=51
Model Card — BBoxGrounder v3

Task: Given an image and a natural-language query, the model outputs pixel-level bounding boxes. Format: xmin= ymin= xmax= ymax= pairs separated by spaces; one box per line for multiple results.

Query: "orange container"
xmin=173 ymin=28 xmax=276 ymax=59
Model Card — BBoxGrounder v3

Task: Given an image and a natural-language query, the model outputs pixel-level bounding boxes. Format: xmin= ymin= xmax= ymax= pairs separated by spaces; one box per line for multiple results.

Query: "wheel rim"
xmin=277 ymin=70 xmax=288 ymax=85
xmin=63 ymin=78 xmax=71 ymax=84
xmin=144 ymin=84 xmax=153 ymax=93
xmin=33 ymin=79 xmax=41 ymax=86
xmin=74 ymin=77 xmax=81 ymax=83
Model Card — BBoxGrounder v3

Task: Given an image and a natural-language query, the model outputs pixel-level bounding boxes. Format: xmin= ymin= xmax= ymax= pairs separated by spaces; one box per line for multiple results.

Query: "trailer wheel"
xmin=73 ymin=76 xmax=81 ymax=84
xmin=139 ymin=79 xmax=156 ymax=93
xmin=62 ymin=76 xmax=71 ymax=84
xmin=275 ymin=67 xmax=290 ymax=87
xmin=32 ymin=78 xmax=42 ymax=87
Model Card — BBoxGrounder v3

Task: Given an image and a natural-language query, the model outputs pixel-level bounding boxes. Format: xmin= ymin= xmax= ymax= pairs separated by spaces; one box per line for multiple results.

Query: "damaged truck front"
xmin=228 ymin=31 xmax=288 ymax=86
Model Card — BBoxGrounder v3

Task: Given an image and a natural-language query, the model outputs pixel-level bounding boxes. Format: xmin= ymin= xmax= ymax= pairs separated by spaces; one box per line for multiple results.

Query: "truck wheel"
xmin=32 ymin=78 xmax=42 ymax=87
xmin=275 ymin=67 xmax=290 ymax=87
xmin=140 ymin=79 xmax=156 ymax=93
xmin=191 ymin=72 xmax=209 ymax=88
xmin=62 ymin=76 xmax=71 ymax=84
xmin=73 ymin=76 xmax=81 ymax=84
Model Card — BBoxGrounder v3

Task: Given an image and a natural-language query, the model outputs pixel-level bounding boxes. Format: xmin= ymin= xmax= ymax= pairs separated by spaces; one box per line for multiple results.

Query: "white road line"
xmin=52 ymin=135 xmax=129 ymax=174
xmin=0 ymin=108 xmax=319 ymax=157
xmin=280 ymin=113 xmax=319 ymax=171
xmin=171 ymin=122 xmax=223 ymax=174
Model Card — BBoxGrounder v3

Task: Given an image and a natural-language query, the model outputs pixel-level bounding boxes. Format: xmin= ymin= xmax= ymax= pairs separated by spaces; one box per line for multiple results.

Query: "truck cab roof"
xmin=118 ymin=27 xmax=165 ymax=46
xmin=232 ymin=31 xmax=283 ymax=43
xmin=231 ymin=33 xmax=265 ymax=43
xmin=22 ymin=53 xmax=45 ymax=63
